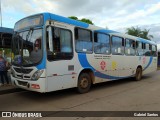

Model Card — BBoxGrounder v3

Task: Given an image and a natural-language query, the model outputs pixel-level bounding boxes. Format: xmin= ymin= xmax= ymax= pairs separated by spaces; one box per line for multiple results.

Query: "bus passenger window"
xmin=125 ymin=39 xmax=135 ymax=56
xmin=94 ymin=32 xmax=110 ymax=54
xmin=152 ymin=45 xmax=157 ymax=56
xmin=47 ymin=27 xmax=73 ymax=61
xmin=75 ymin=28 xmax=92 ymax=53
xmin=136 ymin=41 xmax=143 ymax=56
xmin=144 ymin=43 xmax=151 ymax=56
xmin=111 ymin=36 xmax=124 ymax=55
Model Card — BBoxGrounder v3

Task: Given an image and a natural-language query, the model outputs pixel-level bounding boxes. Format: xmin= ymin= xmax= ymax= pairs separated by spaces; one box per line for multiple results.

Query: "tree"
xmin=126 ymin=26 xmax=142 ymax=37
xmin=80 ymin=18 xmax=94 ymax=25
xmin=141 ymin=29 xmax=153 ymax=40
xmin=68 ymin=16 xmax=94 ymax=25
xmin=68 ymin=16 xmax=78 ymax=20
xmin=126 ymin=26 xmax=153 ymax=40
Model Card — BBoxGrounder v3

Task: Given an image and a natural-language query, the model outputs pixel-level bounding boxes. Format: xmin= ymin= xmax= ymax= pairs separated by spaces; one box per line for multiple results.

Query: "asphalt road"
xmin=0 ymin=70 xmax=160 ymax=120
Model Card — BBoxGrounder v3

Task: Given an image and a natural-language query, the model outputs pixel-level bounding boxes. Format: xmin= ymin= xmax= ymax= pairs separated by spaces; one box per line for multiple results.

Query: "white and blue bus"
xmin=11 ymin=13 xmax=157 ymax=93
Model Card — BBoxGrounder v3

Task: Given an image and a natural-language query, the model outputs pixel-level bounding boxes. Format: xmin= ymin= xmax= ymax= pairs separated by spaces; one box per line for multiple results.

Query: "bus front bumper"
xmin=11 ymin=76 xmax=46 ymax=93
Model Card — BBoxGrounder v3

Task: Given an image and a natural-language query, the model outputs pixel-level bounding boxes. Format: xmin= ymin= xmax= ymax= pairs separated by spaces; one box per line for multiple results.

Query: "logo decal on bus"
xmin=112 ymin=61 xmax=117 ymax=70
xmin=143 ymin=57 xmax=146 ymax=64
xmin=100 ymin=61 xmax=106 ymax=70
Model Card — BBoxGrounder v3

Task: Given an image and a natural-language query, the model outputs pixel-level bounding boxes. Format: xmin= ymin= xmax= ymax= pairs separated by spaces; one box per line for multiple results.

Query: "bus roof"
xmin=0 ymin=27 xmax=13 ymax=34
xmin=15 ymin=12 xmax=157 ymax=46
xmin=136 ymin=37 xmax=156 ymax=45
xmin=48 ymin=13 xmax=89 ymax=28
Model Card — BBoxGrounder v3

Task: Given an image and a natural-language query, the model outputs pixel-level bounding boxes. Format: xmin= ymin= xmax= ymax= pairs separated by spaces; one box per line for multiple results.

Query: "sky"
xmin=1 ymin=0 xmax=160 ymax=49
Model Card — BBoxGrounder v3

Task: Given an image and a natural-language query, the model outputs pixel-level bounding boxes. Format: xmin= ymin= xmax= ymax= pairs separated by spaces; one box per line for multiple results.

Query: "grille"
xmin=14 ymin=67 xmax=33 ymax=74
xmin=17 ymin=75 xmax=23 ymax=78
xmin=17 ymin=80 xmax=28 ymax=86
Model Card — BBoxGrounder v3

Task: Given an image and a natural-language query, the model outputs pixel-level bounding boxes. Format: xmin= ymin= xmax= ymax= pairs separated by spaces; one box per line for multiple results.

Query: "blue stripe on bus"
xmin=36 ymin=54 xmax=46 ymax=70
xmin=137 ymin=38 xmax=157 ymax=45
xmin=78 ymin=53 xmax=131 ymax=80
xmin=94 ymin=71 xmax=127 ymax=80
xmin=43 ymin=13 xmax=51 ymax=24
xmin=143 ymin=57 xmax=153 ymax=71
xmin=77 ymin=53 xmax=94 ymax=71
xmin=95 ymin=29 xmax=119 ymax=34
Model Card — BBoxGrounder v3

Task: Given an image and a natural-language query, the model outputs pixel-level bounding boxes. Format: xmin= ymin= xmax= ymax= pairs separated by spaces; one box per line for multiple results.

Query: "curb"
xmin=0 ymin=86 xmax=24 ymax=95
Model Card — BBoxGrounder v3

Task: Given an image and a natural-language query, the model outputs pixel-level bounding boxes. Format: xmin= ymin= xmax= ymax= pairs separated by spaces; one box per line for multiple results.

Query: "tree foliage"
xmin=126 ymin=26 xmax=153 ymax=40
xmin=80 ymin=18 xmax=94 ymax=25
xmin=68 ymin=16 xmax=94 ymax=25
xmin=68 ymin=16 xmax=78 ymax=20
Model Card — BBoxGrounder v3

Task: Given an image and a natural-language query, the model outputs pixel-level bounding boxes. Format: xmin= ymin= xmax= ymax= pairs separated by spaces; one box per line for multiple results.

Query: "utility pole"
xmin=0 ymin=0 xmax=2 ymax=48
xmin=0 ymin=0 xmax=2 ymax=27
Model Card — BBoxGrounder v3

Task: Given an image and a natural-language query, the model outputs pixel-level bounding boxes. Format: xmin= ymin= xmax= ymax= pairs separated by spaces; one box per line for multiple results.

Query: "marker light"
xmin=31 ymin=84 xmax=40 ymax=89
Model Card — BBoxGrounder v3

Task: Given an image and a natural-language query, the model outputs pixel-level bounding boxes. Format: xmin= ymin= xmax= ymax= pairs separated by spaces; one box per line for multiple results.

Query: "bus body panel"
xmin=46 ymin=60 xmax=79 ymax=92
xmin=11 ymin=12 xmax=158 ymax=93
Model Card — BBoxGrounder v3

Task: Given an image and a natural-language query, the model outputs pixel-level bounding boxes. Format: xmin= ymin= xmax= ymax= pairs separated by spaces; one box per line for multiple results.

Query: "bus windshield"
xmin=12 ymin=29 xmax=42 ymax=66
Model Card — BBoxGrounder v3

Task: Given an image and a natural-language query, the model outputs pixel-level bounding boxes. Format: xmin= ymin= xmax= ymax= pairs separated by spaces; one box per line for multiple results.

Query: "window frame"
xmin=125 ymin=38 xmax=136 ymax=56
xmin=94 ymin=32 xmax=111 ymax=55
xmin=47 ymin=26 xmax=73 ymax=61
xmin=136 ymin=41 xmax=144 ymax=56
xmin=152 ymin=45 xmax=157 ymax=57
xmin=144 ymin=43 xmax=151 ymax=56
xmin=74 ymin=27 xmax=93 ymax=54
xmin=111 ymin=35 xmax=125 ymax=55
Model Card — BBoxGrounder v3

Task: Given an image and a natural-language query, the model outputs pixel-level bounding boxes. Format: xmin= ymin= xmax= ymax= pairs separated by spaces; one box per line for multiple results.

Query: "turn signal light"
xmin=31 ymin=84 xmax=40 ymax=89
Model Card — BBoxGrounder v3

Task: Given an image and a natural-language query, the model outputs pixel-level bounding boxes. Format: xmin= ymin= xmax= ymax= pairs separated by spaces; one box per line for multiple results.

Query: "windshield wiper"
xmin=26 ymin=27 xmax=34 ymax=42
xmin=24 ymin=28 xmax=34 ymax=55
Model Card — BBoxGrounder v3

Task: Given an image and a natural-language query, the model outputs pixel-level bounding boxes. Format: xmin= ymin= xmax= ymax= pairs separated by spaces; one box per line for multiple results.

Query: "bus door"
xmin=46 ymin=22 xmax=76 ymax=92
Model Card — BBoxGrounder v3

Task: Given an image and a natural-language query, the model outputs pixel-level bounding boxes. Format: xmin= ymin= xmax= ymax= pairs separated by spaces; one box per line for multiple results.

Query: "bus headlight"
xmin=31 ymin=70 xmax=44 ymax=80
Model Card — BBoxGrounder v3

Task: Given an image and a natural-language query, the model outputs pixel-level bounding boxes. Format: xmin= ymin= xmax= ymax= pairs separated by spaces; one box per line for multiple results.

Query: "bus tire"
xmin=77 ymin=73 xmax=91 ymax=94
xmin=135 ymin=67 xmax=142 ymax=81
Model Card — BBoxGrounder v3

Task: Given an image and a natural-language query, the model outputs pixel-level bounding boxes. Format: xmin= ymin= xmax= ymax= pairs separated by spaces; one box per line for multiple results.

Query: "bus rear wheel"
xmin=135 ymin=67 xmax=142 ymax=81
xmin=77 ymin=73 xmax=91 ymax=94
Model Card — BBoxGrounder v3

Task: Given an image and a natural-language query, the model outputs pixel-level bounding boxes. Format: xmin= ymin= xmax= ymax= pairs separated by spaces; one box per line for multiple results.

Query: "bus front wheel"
xmin=135 ymin=67 xmax=142 ymax=81
xmin=77 ymin=73 xmax=91 ymax=93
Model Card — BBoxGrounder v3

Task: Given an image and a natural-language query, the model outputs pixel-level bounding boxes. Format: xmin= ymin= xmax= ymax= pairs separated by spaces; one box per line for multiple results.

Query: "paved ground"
xmin=0 ymin=70 xmax=160 ymax=120
xmin=0 ymin=71 xmax=19 ymax=95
